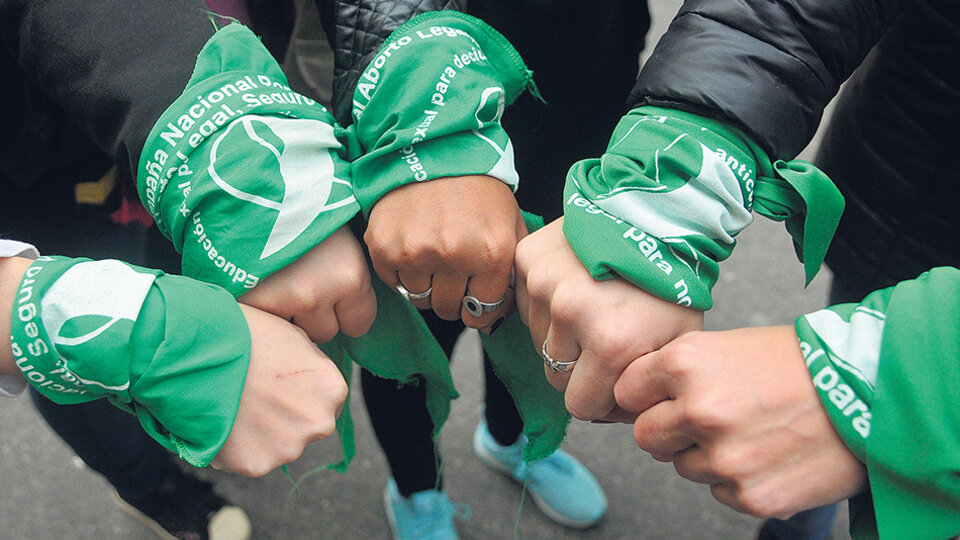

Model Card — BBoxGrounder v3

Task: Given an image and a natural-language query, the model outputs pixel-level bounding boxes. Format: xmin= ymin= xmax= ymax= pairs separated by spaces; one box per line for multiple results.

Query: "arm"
xmin=0 ymin=0 xmax=213 ymax=178
xmin=515 ymin=0 xmax=898 ymax=419
xmin=323 ymin=4 xmax=534 ymax=326
xmin=4 ymin=252 xmax=347 ymax=476
xmin=0 ymin=255 xmax=33 ymax=380
xmin=1 ymin=3 xmax=376 ymax=343
xmin=614 ymin=267 xmax=960 ymax=539
xmin=630 ymin=0 xmax=899 ymax=160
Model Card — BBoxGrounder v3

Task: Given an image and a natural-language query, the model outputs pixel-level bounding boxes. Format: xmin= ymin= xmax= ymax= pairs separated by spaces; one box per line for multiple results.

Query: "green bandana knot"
xmin=563 ymin=106 xmax=843 ymax=310
xmin=750 ymin=150 xmax=844 ymax=287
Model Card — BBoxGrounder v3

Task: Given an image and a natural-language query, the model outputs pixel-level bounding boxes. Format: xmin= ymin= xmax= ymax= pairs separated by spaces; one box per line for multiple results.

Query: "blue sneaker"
xmin=383 ymin=478 xmax=470 ymax=540
xmin=472 ymin=420 xmax=607 ymax=528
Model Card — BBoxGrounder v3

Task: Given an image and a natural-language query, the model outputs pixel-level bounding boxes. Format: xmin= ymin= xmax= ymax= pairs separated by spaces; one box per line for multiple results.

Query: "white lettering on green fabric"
xmin=713 ymin=148 xmax=755 ymax=204
xmin=565 ymin=192 xmax=692 ymax=306
xmin=190 ymin=213 xmax=260 ymax=289
xmin=398 ymin=146 xmax=428 ymax=181
xmin=806 ymin=356 xmax=871 ymax=439
xmin=11 ymin=260 xmax=87 ymax=396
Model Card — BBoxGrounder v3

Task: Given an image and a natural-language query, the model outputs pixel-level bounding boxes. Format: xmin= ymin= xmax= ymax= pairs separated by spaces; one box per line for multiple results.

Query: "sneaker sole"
xmin=111 ymin=491 xmax=252 ymax=540
xmin=382 ymin=486 xmax=401 ymax=540
xmin=472 ymin=430 xmax=601 ymax=529
xmin=111 ymin=491 xmax=180 ymax=540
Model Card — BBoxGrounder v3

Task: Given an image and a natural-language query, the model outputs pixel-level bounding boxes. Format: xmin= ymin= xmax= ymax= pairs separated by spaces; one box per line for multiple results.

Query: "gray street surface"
xmin=1 ymin=3 xmax=852 ymax=539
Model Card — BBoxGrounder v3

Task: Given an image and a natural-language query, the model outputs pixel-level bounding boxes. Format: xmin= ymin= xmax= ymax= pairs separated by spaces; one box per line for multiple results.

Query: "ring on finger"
xmin=541 ymin=340 xmax=578 ymax=373
xmin=396 ymin=283 xmax=432 ymax=301
xmin=462 ymin=289 xmax=506 ymax=317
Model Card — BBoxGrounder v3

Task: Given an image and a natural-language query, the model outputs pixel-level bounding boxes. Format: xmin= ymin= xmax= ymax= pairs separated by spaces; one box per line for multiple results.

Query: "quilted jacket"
xmin=815 ymin=0 xmax=960 ymax=299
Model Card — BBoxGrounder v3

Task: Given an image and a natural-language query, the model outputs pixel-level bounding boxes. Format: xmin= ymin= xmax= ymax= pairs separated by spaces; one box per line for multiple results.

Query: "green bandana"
xmin=342 ymin=14 xmax=569 ymax=461
xmin=136 ymin=23 xmax=568 ymax=469
xmin=796 ymin=267 xmax=960 ymax=540
xmin=138 ymin=24 xmax=359 ymax=298
xmin=348 ymin=11 xmax=536 ymax=215
xmin=563 ymin=106 xmax=843 ymax=310
xmin=10 ymin=256 xmax=249 ymax=467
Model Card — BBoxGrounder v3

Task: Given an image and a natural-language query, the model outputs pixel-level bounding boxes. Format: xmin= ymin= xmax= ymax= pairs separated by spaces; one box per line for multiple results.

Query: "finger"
xmin=477 ymin=289 xmax=515 ymax=335
xmin=596 ymin=404 xmax=640 ymax=424
xmin=430 ymin=271 xmax=469 ymax=320
xmin=613 ymin=351 xmax=675 ymax=413
xmin=632 ymin=399 xmax=697 ymax=456
xmin=708 ymin=483 xmax=750 ymax=515
xmin=514 ymin=272 xmax=531 ymax=327
xmin=673 ymin=445 xmax=726 ymax=485
xmin=292 ymin=306 xmax=340 ymax=344
xmin=396 ymin=269 xmax=434 ymax=310
xmin=541 ymin=323 xmax=582 ymax=392
xmin=461 ymin=268 xmax=512 ymax=329
xmin=563 ymin=349 xmax=621 ymax=421
xmin=524 ymin=280 xmax=551 ymax=353
xmin=334 ymin=276 xmax=378 ymax=338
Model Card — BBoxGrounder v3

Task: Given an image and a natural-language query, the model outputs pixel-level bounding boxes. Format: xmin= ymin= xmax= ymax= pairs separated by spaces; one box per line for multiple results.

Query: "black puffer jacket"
xmin=815 ymin=0 xmax=960 ymax=299
xmin=320 ymin=0 xmax=901 ymax=159
xmin=317 ymin=0 xmax=649 ymax=219
xmin=322 ymin=0 xmax=959 ymax=296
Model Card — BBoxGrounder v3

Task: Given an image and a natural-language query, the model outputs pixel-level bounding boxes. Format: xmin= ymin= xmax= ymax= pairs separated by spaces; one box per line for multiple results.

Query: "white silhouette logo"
xmin=41 ymin=260 xmax=157 ymax=392
xmin=208 ymin=115 xmax=356 ymax=259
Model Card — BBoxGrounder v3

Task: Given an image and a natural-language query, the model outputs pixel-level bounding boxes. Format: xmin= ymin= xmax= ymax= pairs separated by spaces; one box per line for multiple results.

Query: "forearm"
xmin=0 ymin=256 xmax=32 ymax=377
xmin=630 ymin=0 xmax=901 ymax=159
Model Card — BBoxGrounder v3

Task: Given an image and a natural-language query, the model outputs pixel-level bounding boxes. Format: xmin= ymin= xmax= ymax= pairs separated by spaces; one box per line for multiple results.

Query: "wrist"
xmin=0 ymin=256 xmax=34 ymax=378
xmin=349 ymin=12 xmax=533 ymax=215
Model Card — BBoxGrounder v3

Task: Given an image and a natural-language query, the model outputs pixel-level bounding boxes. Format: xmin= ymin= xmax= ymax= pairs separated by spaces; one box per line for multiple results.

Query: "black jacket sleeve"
xmin=0 ymin=0 xmax=217 ymax=180
xmin=629 ymin=0 xmax=903 ymax=159
xmin=317 ymin=0 xmax=463 ymax=125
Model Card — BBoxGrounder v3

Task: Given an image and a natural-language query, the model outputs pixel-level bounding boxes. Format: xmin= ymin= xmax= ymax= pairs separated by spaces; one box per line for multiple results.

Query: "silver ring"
xmin=396 ymin=283 xmax=432 ymax=301
xmin=462 ymin=290 xmax=505 ymax=317
xmin=541 ymin=340 xmax=577 ymax=373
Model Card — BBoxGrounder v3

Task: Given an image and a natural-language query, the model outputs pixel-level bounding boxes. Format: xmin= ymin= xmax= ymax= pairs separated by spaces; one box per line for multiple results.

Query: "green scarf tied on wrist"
xmin=138 ymin=23 xmax=359 ymax=298
xmin=10 ymin=256 xmax=250 ymax=467
xmin=795 ymin=267 xmax=960 ymax=540
xmin=135 ymin=22 xmax=569 ymax=470
xmin=348 ymin=10 xmax=538 ymax=215
xmin=563 ymin=106 xmax=844 ymax=310
xmin=346 ymin=12 xmax=569 ymax=460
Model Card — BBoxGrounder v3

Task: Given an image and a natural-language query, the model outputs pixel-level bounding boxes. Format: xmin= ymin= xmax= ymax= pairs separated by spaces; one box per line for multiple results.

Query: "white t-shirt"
xmin=0 ymin=239 xmax=39 ymax=398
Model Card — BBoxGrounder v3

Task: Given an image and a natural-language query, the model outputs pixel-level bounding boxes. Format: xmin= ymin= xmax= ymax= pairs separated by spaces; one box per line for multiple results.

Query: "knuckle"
xmin=706 ymin=447 xmax=745 ymax=479
xmin=658 ymin=339 xmax=701 ymax=378
xmin=524 ymin=267 xmax=551 ymax=301
xmin=566 ymin=396 xmax=599 ymax=422
xmin=474 ymin=232 xmax=515 ymax=268
xmin=338 ymin=265 xmax=372 ymax=296
xmin=316 ymin=417 xmax=338 ymax=440
xmin=309 ymin=325 xmax=338 ymax=345
xmin=736 ymin=488 xmax=781 ymax=518
xmin=681 ymin=398 xmax=726 ymax=432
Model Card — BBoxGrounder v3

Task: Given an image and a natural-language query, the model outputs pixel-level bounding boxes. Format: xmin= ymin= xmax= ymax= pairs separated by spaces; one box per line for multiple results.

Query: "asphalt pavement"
xmin=0 ymin=3 xmax=853 ymax=539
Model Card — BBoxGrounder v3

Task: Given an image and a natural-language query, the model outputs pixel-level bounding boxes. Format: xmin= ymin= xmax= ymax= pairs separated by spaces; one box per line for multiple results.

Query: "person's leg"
xmin=363 ymin=311 xmax=468 ymax=538
xmin=361 ymin=370 xmax=442 ymax=496
xmin=28 ymin=389 xmax=174 ymax=498
xmin=481 ymin=355 xmax=523 ymax=446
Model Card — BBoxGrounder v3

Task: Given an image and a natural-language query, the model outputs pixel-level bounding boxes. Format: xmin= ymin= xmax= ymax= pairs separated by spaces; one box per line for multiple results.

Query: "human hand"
xmin=515 ymin=217 xmax=702 ymax=422
xmin=212 ymin=304 xmax=348 ymax=477
xmin=239 ymin=225 xmax=376 ymax=344
xmin=365 ymin=175 xmax=526 ymax=328
xmin=614 ymin=327 xmax=867 ymax=518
